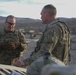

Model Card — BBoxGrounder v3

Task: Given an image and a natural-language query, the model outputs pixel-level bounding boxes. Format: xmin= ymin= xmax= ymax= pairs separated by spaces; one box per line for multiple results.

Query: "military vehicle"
xmin=0 ymin=64 xmax=26 ymax=75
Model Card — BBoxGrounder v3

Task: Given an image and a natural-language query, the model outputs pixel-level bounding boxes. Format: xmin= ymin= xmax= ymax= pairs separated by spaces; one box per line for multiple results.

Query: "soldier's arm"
xmin=19 ymin=32 xmax=27 ymax=50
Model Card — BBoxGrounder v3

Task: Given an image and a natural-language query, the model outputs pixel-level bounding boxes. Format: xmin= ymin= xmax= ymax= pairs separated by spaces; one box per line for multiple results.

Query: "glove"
xmin=11 ymin=42 xmax=25 ymax=52
xmin=16 ymin=43 xmax=25 ymax=52
xmin=13 ymin=60 xmax=25 ymax=67
xmin=11 ymin=42 xmax=21 ymax=49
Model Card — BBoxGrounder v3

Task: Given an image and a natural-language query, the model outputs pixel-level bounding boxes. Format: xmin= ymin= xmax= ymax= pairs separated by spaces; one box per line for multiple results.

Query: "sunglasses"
xmin=6 ymin=21 xmax=15 ymax=25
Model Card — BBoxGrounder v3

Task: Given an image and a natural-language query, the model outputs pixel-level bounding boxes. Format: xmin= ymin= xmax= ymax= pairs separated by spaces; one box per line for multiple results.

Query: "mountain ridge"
xmin=0 ymin=16 xmax=76 ymax=34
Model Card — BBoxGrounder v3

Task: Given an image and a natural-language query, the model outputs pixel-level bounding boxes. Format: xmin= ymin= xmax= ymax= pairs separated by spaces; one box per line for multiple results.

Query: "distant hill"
xmin=0 ymin=16 xmax=45 ymax=32
xmin=59 ymin=17 xmax=76 ymax=34
xmin=0 ymin=16 xmax=76 ymax=34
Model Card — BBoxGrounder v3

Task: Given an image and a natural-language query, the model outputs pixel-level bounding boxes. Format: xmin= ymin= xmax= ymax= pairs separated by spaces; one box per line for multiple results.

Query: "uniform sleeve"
xmin=31 ymin=25 xmax=60 ymax=59
xmin=19 ymin=32 xmax=27 ymax=51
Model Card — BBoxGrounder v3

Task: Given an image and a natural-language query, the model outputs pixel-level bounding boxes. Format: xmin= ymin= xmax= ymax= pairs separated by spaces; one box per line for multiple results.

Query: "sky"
xmin=0 ymin=0 xmax=76 ymax=19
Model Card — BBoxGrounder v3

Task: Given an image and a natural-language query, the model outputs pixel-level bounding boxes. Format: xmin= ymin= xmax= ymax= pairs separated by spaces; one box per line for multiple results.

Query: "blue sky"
xmin=0 ymin=0 xmax=76 ymax=19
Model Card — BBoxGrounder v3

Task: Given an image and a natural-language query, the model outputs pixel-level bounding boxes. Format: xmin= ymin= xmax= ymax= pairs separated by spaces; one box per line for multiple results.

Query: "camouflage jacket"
xmin=0 ymin=29 xmax=27 ymax=55
xmin=24 ymin=19 xmax=70 ymax=65
xmin=31 ymin=20 xmax=70 ymax=64
xmin=26 ymin=53 xmax=65 ymax=75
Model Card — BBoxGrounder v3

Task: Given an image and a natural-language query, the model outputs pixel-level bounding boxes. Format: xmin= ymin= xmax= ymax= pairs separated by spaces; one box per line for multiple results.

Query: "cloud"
xmin=0 ymin=0 xmax=76 ymax=19
xmin=0 ymin=0 xmax=18 ymax=2
xmin=0 ymin=0 xmax=47 ymax=5
xmin=0 ymin=0 xmax=76 ymax=5
xmin=0 ymin=10 xmax=9 ymax=14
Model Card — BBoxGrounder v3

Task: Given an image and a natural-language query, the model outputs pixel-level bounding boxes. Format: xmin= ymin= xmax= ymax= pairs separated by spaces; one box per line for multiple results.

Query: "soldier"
xmin=0 ymin=15 xmax=27 ymax=65
xmin=26 ymin=52 xmax=65 ymax=75
xmin=15 ymin=4 xmax=70 ymax=67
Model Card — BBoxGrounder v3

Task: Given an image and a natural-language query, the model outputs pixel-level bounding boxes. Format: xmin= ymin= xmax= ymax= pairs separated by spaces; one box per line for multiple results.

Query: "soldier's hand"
xmin=11 ymin=42 xmax=21 ymax=49
xmin=13 ymin=60 xmax=25 ymax=67
xmin=0 ymin=42 xmax=21 ymax=50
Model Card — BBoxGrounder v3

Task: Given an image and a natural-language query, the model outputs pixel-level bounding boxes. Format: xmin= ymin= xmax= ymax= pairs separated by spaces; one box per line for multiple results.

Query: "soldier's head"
xmin=5 ymin=15 xmax=16 ymax=31
xmin=40 ymin=4 xmax=57 ymax=24
xmin=41 ymin=65 xmax=76 ymax=75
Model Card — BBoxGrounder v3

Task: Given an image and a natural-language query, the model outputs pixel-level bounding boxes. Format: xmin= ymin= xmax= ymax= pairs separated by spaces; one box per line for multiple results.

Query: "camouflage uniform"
xmin=23 ymin=19 xmax=70 ymax=66
xmin=26 ymin=52 xmax=65 ymax=75
xmin=0 ymin=29 xmax=27 ymax=65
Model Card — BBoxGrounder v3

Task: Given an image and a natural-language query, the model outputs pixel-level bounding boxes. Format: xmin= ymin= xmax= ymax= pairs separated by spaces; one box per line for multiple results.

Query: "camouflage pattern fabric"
xmin=23 ymin=19 xmax=70 ymax=66
xmin=0 ymin=29 xmax=27 ymax=65
xmin=26 ymin=53 xmax=65 ymax=75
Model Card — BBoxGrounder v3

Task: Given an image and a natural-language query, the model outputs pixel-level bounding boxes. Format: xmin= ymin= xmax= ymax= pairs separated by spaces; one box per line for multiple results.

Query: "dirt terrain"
xmin=20 ymin=34 xmax=76 ymax=65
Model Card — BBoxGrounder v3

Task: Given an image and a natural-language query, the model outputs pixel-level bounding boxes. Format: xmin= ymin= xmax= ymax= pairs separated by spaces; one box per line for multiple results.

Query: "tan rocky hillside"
xmin=0 ymin=16 xmax=76 ymax=34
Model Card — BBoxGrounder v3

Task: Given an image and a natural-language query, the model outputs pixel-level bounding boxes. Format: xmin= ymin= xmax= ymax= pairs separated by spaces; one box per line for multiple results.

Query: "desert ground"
xmin=20 ymin=34 xmax=76 ymax=65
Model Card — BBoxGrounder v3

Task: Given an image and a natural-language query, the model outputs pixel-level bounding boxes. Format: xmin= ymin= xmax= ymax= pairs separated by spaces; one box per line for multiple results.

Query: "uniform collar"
xmin=46 ymin=19 xmax=59 ymax=28
xmin=3 ymin=28 xmax=15 ymax=33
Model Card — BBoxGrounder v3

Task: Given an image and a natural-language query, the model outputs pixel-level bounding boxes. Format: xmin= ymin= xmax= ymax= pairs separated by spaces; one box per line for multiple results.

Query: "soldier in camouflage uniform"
xmin=15 ymin=4 xmax=70 ymax=67
xmin=26 ymin=52 xmax=65 ymax=75
xmin=0 ymin=15 xmax=27 ymax=65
